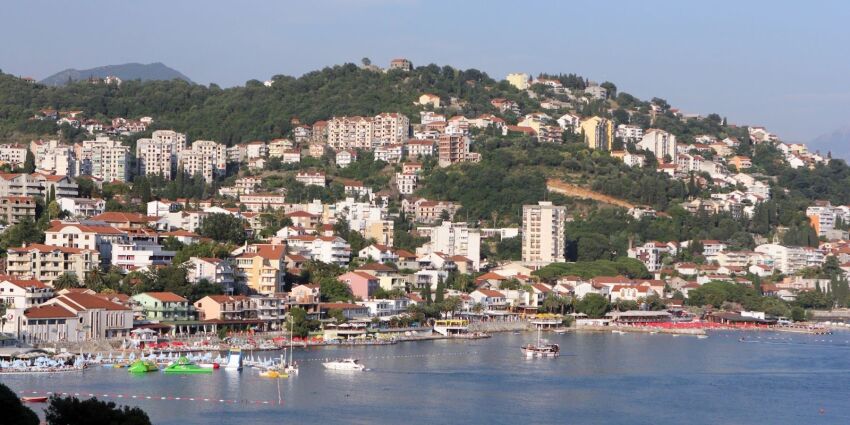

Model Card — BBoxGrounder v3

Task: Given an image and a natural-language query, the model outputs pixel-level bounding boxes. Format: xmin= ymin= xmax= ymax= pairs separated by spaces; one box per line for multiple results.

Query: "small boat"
xmin=553 ymin=328 xmax=568 ymax=334
xmin=612 ymin=330 xmax=626 ymax=335
xmin=21 ymin=396 xmax=49 ymax=403
xmin=259 ymin=369 xmax=288 ymax=379
xmin=323 ymin=358 xmax=366 ymax=371
xmin=163 ymin=356 xmax=213 ymax=374
xmin=521 ymin=328 xmax=560 ymax=358
xmin=128 ymin=360 xmax=159 ymax=373
xmin=697 ymin=335 xmax=709 ymax=339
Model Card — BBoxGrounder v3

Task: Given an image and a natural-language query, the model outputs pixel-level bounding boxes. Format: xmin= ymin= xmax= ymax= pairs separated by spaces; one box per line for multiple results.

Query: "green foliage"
xmin=533 ymin=257 xmax=650 ymax=281
xmin=320 ymin=278 xmax=352 ymax=302
xmin=0 ymin=383 xmax=39 ymax=425
xmin=685 ymin=281 xmax=760 ymax=308
xmin=794 ymin=290 xmax=832 ymax=310
xmin=53 ymin=273 xmax=81 ymax=290
xmin=288 ymin=306 xmax=320 ymax=337
xmin=419 ymin=138 xmax=552 ymax=224
xmin=575 ymin=293 xmax=611 ymax=318
xmin=0 ymin=218 xmax=45 ymax=250
xmin=129 ymin=266 xmax=224 ymax=303
xmin=171 ymin=240 xmax=234 ymax=264
xmin=45 ymin=395 xmax=151 ymax=425
xmin=790 ymin=306 xmax=806 ymax=322
xmin=393 ymin=212 xmax=428 ymax=252
xmin=199 ymin=213 xmax=247 ymax=244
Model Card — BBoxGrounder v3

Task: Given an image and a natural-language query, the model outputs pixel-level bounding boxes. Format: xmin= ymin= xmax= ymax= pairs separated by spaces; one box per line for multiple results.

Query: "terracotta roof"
xmin=475 ymin=272 xmax=507 ymax=282
xmin=476 ymin=289 xmax=505 ymax=298
xmin=57 ymin=292 xmax=130 ymax=311
xmin=356 ymin=263 xmax=396 ymax=272
xmin=341 ymin=271 xmax=378 ymax=281
xmin=142 ymin=292 xmax=188 ymax=303
xmin=47 ymin=221 xmax=126 ymax=235
xmin=91 ymin=212 xmax=154 ymax=223
xmin=25 ymin=304 xmax=76 ymax=319
xmin=0 ymin=275 xmax=49 ymax=290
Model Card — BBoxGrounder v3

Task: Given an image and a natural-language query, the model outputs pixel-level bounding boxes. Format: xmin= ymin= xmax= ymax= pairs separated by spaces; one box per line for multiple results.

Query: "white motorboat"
xmin=322 ymin=358 xmax=366 ymax=371
xmin=521 ymin=328 xmax=560 ymax=358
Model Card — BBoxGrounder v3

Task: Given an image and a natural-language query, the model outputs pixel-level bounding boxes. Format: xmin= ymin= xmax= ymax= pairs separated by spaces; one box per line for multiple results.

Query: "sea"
xmin=4 ymin=330 xmax=850 ymax=425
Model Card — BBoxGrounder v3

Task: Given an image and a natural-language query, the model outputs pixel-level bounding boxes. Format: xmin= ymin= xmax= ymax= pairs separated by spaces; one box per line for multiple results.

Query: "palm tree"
xmin=52 ymin=273 xmax=80 ymax=290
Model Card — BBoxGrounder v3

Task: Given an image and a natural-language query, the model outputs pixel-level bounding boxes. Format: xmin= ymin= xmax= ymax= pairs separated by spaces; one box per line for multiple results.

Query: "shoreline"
xmin=22 ymin=321 xmax=837 ymax=360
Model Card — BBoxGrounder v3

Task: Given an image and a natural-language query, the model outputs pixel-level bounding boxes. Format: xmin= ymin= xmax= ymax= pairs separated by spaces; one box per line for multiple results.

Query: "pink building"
xmin=338 ymin=271 xmax=379 ymax=300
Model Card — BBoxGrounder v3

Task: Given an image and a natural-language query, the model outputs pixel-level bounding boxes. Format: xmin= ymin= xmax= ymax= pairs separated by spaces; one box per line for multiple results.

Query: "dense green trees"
xmin=575 ymin=293 xmax=610 ymax=318
xmin=45 ymin=395 xmax=151 ymax=425
xmin=199 ymin=213 xmax=247 ymax=244
xmin=0 ymin=383 xmax=39 ymax=425
xmin=0 ymin=63 xmax=524 ymax=144
xmin=533 ymin=258 xmax=650 ymax=281
xmin=0 ymin=218 xmax=45 ymax=250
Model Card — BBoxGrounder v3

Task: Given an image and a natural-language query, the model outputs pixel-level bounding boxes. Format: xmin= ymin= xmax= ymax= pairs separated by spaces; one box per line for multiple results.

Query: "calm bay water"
xmin=5 ymin=331 xmax=850 ymax=424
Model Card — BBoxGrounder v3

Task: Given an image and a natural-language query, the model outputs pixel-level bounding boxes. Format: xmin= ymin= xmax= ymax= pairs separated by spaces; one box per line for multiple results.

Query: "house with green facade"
xmin=131 ymin=292 xmax=196 ymax=321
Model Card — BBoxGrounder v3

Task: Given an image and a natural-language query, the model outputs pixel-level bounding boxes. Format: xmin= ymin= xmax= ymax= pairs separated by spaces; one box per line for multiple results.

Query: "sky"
xmin=2 ymin=0 xmax=849 ymax=148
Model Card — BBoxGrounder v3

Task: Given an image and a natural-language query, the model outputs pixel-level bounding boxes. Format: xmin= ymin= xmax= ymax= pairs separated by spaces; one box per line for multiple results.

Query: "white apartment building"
xmin=375 ymin=144 xmax=404 ymax=163
xmin=754 ymin=244 xmax=808 ymax=274
xmin=286 ymin=235 xmax=351 ymax=266
xmin=136 ymin=130 xmax=186 ymax=180
xmin=186 ymin=257 xmax=236 ymax=292
xmin=327 ymin=113 xmax=410 ymax=150
xmin=296 ymin=172 xmax=326 ymax=187
xmin=37 ymin=143 xmax=76 ymax=177
xmin=0 ymin=144 xmax=28 ymax=168
xmin=57 ymin=197 xmax=106 ymax=218
xmin=179 ymin=140 xmax=227 ymax=183
xmin=627 ymin=241 xmax=678 ymax=272
xmin=616 ymin=124 xmax=644 ymax=141
xmin=416 ymin=221 xmax=481 ymax=270
xmin=396 ymin=172 xmax=417 ymax=195
xmin=267 ymin=139 xmax=294 ymax=158
xmin=111 ymin=242 xmax=176 ymax=272
xmin=373 ymin=113 xmax=410 ymax=146
xmin=522 ymin=201 xmax=566 ymax=266
xmin=77 ymin=136 xmax=130 ymax=182
xmin=406 ymin=140 xmax=435 ymax=157
xmin=638 ymin=129 xmax=677 ymax=161
xmin=136 ymin=138 xmax=174 ymax=178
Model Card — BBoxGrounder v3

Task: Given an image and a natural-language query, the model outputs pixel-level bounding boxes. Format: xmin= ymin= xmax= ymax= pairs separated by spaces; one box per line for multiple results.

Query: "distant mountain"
xmin=39 ymin=62 xmax=192 ymax=86
xmin=811 ymin=126 xmax=850 ymax=161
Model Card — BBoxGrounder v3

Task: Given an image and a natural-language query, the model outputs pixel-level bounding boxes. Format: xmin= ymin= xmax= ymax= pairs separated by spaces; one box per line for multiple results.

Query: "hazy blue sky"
xmin=2 ymin=0 xmax=849 ymax=147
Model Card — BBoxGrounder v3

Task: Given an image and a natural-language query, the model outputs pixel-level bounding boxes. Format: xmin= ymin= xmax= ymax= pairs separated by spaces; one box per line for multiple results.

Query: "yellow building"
xmin=580 ymin=116 xmax=614 ymax=151
xmin=233 ymin=244 xmax=286 ymax=295
xmin=364 ymin=220 xmax=394 ymax=247
xmin=506 ymin=73 xmax=530 ymax=90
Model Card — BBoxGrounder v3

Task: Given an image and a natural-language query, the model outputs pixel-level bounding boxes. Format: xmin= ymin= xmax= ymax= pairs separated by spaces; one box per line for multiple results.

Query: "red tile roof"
xmin=143 ymin=292 xmax=188 ymax=303
xmin=25 ymin=304 xmax=76 ymax=319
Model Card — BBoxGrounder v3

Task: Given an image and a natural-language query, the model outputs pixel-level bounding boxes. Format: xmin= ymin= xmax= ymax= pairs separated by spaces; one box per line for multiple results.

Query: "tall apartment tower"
xmin=522 ymin=201 xmax=566 ymax=266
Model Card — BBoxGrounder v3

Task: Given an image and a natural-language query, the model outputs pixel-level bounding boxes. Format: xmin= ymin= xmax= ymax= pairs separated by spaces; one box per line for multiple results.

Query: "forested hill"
xmin=0 ymin=63 xmax=535 ymax=144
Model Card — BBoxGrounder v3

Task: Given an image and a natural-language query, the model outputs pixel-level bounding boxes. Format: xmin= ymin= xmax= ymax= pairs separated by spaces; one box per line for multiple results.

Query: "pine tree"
xmin=434 ymin=276 xmax=445 ymax=304
xmin=23 ymin=150 xmax=35 ymax=173
xmin=420 ymin=282 xmax=433 ymax=305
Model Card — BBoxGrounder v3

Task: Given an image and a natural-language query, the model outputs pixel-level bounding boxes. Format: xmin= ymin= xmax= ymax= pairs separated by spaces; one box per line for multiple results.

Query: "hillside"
xmin=39 ymin=62 xmax=193 ymax=86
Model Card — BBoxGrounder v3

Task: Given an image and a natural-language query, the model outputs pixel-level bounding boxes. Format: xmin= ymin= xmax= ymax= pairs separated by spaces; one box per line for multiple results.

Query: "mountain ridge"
xmin=39 ymin=62 xmax=192 ymax=86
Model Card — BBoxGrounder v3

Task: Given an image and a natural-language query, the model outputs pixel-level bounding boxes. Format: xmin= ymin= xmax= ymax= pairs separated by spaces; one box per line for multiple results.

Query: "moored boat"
xmin=21 ymin=396 xmax=49 ymax=403
xmin=323 ymin=358 xmax=366 ymax=371
xmin=521 ymin=328 xmax=560 ymax=358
